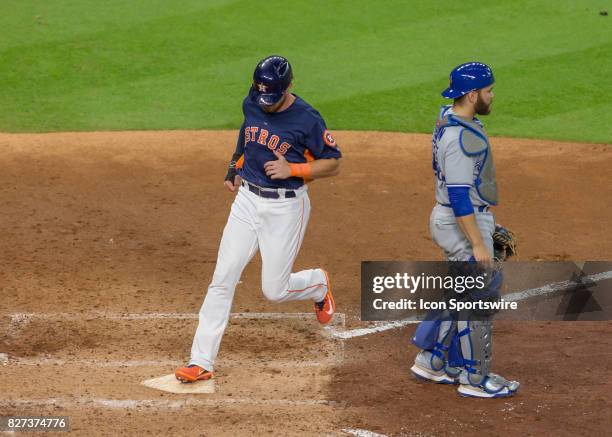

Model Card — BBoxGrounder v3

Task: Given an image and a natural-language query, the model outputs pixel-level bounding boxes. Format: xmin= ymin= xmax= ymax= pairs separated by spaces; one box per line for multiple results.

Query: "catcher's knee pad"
xmin=448 ymin=261 xmax=504 ymax=318
xmin=470 ymin=266 xmax=503 ymax=317
xmin=413 ymin=311 xmax=455 ymax=350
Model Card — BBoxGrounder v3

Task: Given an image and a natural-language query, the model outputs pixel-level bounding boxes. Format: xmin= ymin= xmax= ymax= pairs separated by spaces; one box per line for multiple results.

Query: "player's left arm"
xmin=308 ymin=156 xmax=341 ymax=178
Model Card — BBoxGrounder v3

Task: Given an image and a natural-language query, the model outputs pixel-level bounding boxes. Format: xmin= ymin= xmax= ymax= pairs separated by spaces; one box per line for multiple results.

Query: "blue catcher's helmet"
xmin=441 ymin=62 xmax=494 ymax=99
xmin=252 ymin=55 xmax=293 ymax=106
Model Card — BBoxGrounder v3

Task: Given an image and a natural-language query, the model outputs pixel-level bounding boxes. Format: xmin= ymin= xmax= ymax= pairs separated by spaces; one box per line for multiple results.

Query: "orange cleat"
xmin=314 ymin=270 xmax=335 ymax=324
xmin=175 ymin=364 xmax=214 ymax=383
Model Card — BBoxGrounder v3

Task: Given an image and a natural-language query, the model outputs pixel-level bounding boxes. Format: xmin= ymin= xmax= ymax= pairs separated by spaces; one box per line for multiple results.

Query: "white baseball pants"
xmin=189 ymin=184 xmax=328 ymax=371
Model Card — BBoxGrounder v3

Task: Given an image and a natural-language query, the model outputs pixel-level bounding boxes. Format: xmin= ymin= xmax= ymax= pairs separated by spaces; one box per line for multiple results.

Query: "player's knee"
xmin=261 ymin=280 xmax=287 ymax=303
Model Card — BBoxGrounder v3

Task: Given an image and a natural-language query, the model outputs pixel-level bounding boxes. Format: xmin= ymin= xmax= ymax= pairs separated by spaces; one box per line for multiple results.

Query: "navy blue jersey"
xmin=237 ymin=89 xmax=342 ymax=189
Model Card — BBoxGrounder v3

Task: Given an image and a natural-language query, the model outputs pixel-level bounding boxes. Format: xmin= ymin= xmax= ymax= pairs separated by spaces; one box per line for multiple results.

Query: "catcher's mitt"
xmin=493 ymin=224 xmax=518 ymax=261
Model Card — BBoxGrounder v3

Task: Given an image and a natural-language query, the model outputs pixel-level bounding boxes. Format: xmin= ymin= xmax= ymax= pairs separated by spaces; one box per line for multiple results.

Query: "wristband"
xmin=289 ymin=163 xmax=312 ymax=179
xmin=224 ymin=167 xmax=237 ymax=182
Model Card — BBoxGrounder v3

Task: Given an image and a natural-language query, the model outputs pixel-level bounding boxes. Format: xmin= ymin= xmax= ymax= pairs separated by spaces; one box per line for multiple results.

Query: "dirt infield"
xmin=1 ymin=130 xmax=611 ymax=436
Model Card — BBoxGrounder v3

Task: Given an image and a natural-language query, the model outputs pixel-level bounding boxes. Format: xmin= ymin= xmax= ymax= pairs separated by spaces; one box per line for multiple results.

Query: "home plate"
xmin=141 ymin=374 xmax=215 ymax=394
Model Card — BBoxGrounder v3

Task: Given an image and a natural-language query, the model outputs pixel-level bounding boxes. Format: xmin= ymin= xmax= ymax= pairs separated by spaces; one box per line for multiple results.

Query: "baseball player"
xmin=410 ymin=62 xmax=520 ymax=398
xmin=175 ymin=55 xmax=341 ymax=383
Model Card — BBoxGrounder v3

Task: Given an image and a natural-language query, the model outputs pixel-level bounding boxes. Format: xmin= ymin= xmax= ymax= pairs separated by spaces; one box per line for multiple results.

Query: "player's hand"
xmin=224 ymin=175 xmax=242 ymax=192
xmin=473 ymin=243 xmax=493 ymax=268
xmin=264 ymin=150 xmax=291 ymax=180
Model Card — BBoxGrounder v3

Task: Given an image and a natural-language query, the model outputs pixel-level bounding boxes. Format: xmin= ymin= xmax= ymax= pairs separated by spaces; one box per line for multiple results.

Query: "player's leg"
xmin=411 ymin=310 xmax=461 ymax=384
xmin=179 ymin=188 xmax=259 ymax=379
xmin=411 ymin=206 xmax=494 ymax=383
xmin=410 ymin=205 xmax=470 ymax=383
xmin=258 ymin=192 xmax=329 ymax=304
xmin=429 ymin=208 xmax=519 ymax=396
xmin=456 ymin=314 xmax=520 ymax=397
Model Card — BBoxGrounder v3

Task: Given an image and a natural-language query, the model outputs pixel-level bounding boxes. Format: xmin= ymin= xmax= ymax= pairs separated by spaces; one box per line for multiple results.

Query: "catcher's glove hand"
xmin=493 ymin=224 xmax=518 ymax=261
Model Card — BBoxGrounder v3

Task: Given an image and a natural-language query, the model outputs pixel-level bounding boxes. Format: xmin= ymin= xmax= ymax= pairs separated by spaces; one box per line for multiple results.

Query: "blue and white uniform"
xmin=411 ymin=101 xmax=519 ymax=398
xmin=430 ymin=104 xmax=497 ymax=261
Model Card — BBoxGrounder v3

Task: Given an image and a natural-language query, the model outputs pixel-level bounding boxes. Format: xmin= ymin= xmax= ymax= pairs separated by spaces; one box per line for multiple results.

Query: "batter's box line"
xmin=0 ymin=397 xmax=344 ymax=410
xmin=6 ymin=357 xmax=333 ymax=368
xmin=7 ymin=311 xmax=346 ymax=326
xmin=342 ymin=429 xmax=389 ymax=437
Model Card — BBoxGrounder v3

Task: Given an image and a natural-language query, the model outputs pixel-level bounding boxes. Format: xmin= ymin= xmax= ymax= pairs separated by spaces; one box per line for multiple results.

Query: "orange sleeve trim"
xmin=235 ymin=155 xmax=244 ymax=169
xmin=304 ymin=150 xmax=315 ymax=162
xmin=289 ymin=163 xmax=312 ymax=179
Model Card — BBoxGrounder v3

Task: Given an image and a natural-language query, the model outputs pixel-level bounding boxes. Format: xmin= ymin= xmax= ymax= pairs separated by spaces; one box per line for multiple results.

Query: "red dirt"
xmin=0 ymin=130 xmax=610 ymax=436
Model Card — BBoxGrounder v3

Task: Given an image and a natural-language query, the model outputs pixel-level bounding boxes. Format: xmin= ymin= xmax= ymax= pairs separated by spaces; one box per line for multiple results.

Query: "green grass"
xmin=0 ymin=0 xmax=610 ymax=142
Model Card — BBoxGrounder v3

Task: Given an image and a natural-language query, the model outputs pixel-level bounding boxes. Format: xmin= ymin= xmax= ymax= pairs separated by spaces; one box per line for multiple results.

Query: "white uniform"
xmin=188 ymin=183 xmax=329 ymax=371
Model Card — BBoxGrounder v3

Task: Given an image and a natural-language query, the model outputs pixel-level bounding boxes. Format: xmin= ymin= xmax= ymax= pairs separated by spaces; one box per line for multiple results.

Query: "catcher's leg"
xmin=456 ymin=316 xmax=520 ymax=398
xmin=452 ymin=261 xmax=519 ymax=397
xmin=411 ymin=311 xmax=461 ymax=384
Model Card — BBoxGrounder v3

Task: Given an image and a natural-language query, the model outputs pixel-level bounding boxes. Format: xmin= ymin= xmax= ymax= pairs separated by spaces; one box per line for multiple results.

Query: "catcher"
xmin=410 ymin=62 xmax=520 ymax=398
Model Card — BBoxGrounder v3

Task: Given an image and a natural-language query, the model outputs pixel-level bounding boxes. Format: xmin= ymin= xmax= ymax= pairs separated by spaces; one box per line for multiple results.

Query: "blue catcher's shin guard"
xmin=455 ymin=317 xmax=520 ymax=398
xmin=411 ymin=310 xmax=461 ymax=384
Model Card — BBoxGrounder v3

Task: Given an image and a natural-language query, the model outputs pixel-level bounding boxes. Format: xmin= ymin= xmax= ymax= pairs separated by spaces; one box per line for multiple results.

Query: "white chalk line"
xmin=504 ymin=269 xmax=612 ymax=302
xmin=331 ymin=319 xmax=419 ymax=339
xmin=4 ymin=357 xmax=331 ymax=368
xmin=8 ymin=311 xmax=345 ymax=321
xmin=0 ymin=397 xmax=340 ymax=410
xmin=6 ymin=311 xmax=347 ymax=333
xmin=330 ymin=269 xmax=612 ymax=339
xmin=342 ymin=429 xmax=389 ymax=437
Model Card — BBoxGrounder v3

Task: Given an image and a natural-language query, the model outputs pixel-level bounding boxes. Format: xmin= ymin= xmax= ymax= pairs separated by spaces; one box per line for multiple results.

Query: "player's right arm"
xmin=456 ymin=215 xmax=492 ymax=265
xmin=224 ymin=121 xmax=246 ymax=192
